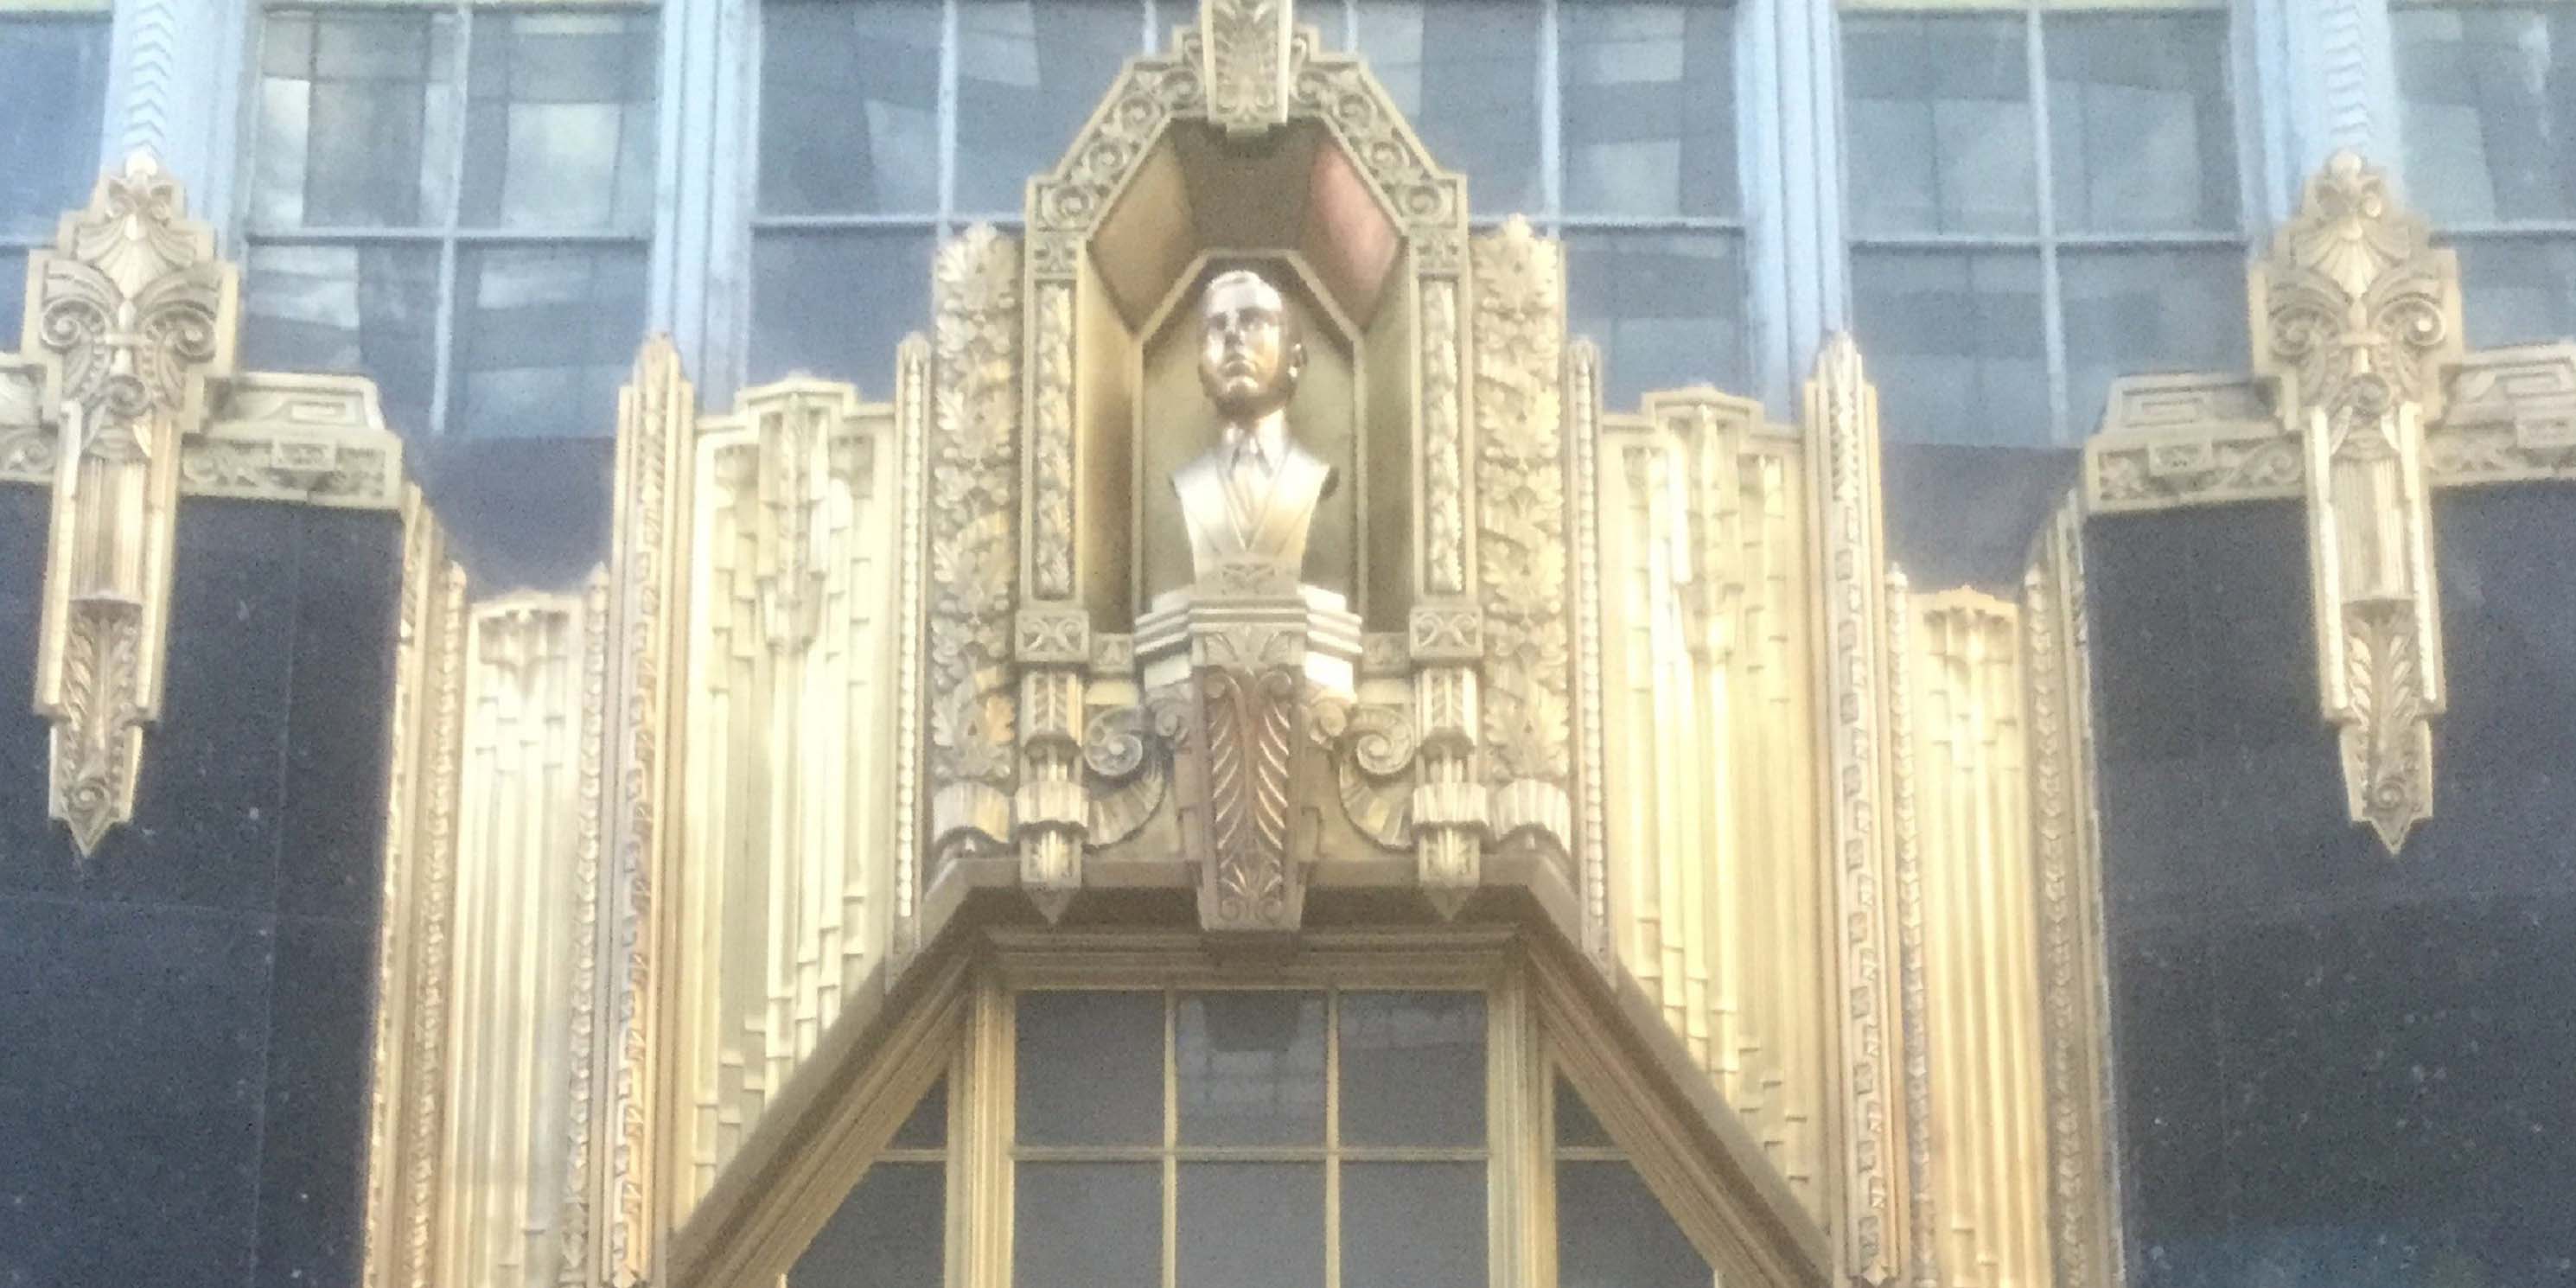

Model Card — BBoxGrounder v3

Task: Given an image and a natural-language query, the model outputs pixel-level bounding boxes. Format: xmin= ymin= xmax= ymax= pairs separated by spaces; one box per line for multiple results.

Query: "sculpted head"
xmin=1196 ymin=267 xmax=1305 ymax=422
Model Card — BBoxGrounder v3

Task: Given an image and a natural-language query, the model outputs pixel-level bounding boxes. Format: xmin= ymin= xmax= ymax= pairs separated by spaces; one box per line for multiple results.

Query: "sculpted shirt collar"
xmin=1222 ymin=418 xmax=1286 ymax=475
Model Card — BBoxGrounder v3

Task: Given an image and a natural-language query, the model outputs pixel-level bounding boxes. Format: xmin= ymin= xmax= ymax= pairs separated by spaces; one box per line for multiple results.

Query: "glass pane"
xmin=788 ymin=1161 xmax=942 ymax=1288
xmin=1355 ymin=1 xmax=1543 ymax=212
xmin=461 ymin=12 xmax=659 ymax=231
xmin=2395 ymin=7 xmax=2576 ymax=225
xmin=1560 ymin=1 xmax=1735 ymax=219
xmin=1014 ymin=991 xmax=1163 ymax=1146
xmin=450 ymin=244 xmax=648 ymax=438
xmin=2060 ymin=247 xmax=2248 ymax=438
xmin=1342 ymin=1162 xmax=1486 ymax=1288
xmin=2045 ymin=14 xmax=2237 ymax=235
xmin=2458 ymin=235 xmax=2576 ymax=348
xmin=749 ymin=228 xmax=935 ymax=399
xmin=1554 ymin=1076 xmax=1614 ymax=1148
xmin=1337 ymin=992 xmax=1485 ymax=1147
xmin=1176 ymin=991 xmax=1325 ymax=1147
xmin=0 ymin=16 xmax=110 ymax=239
xmin=890 ymin=1076 xmax=946 ymax=1150
xmin=0 ymin=249 xmax=24 ymax=354
xmin=1852 ymin=247 xmax=2050 ymax=446
xmin=1015 ymin=1162 xmax=1159 ymax=1288
xmin=761 ymin=0 xmax=942 ymax=215
xmin=1176 ymin=1163 xmax=1324 ymax=1288
xmin=953 ymin=0 xmax=1142 ymax=215
xmin=240 ymin=242 xmax=443 ymax=440
xmin=1558 ymin=1160 xmax=1710 ymax=1288
xmin=253 ymin=11 xmax=460 ymax=230
xmin=1845 ymin=14 xmax=2037 ymax=236
xmin=1567 ymin=230 xmax=1746 ymax=408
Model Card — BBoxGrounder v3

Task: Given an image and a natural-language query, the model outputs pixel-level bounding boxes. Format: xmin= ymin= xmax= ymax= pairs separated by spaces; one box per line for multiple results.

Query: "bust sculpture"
xmin=1170 ymin=267 xmax=1338 ymax=583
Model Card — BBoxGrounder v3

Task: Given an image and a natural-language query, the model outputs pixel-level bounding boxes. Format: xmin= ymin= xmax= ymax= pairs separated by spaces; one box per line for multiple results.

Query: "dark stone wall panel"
xmin=0 ymin=896 xmax=273 ymax=1288
xmin=2092 ymin=483 xmax=2576 ymax=1288
xmin=0 ymin=486 xmax=398 ymax=1288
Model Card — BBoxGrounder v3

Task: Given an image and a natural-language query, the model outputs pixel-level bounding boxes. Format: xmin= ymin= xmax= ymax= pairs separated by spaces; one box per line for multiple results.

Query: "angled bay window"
xmin=1346 ymin=0 xmax=1745 ymax=405
xmin=0 ymin=1 xmax=110 ymax=354
xmin=1011 ymin=987 xmax=1490 ymax=1288
xmin=758 ymin=951 xmax=1741 ymax=1288
xmin=1843 ymin=0 xmax=2246 ymax=446
xmin=752 ymin=0 xmax=1152 ymax=396
xmin=2396 ymin=1 xmax=2576 ymax=348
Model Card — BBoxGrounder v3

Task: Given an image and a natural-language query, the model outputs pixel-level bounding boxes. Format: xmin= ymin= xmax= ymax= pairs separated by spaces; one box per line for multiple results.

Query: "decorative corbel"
xmin=1201 ymin=0 xmax=1292 ymax=138
xmin=22 ymin=153 xmax=238 ymax=856
xmin=2252 ymin=151 xmax=2459 ymax=852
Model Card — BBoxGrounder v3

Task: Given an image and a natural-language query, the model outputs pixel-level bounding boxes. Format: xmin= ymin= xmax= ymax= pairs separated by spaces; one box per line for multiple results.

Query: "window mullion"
xmin=427 ymin=0 xmax=475 ymax=438
xmin=937 ymin=0 xmax=961 ymax=239
xmin=1324 ymin=989 xmax=1343 ymax=1288
xmin=1539 ymin=0 xmax=1562 ymax=233
xmin=2024 ymin=7 xmax=2070 ymax=444
xmin=1162 ymin=987 xmax=1179 ymax=1288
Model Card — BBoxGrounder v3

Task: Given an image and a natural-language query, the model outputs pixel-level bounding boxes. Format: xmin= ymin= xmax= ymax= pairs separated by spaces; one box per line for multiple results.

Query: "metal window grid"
xmin=246 ymin=0 xmax=661 ymax=438
xmin=1007 ymin=985 xmax=1491 ymax=1288
xmin=1844 ymin=3 xmax=2247 ymax=445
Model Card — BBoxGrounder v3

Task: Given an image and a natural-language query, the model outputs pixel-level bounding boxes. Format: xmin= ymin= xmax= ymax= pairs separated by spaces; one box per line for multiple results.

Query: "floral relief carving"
xmin=1470 ymin=222 xmax=1572 ymax=851
xmin=928 ymin=228 xmax=1023 ymax=858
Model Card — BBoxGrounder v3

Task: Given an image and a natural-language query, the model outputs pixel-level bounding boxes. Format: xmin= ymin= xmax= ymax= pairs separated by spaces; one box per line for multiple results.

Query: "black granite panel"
xmin=2093 ymin=484 xmax=2576 ymax=1287
xmin=0 ymin=484 xmax=55 ymax=868
xmin=252 ymin=915 xmax=379 ymax=1288
xmin=279 ymin=509 xmax=401 ymax=922
xmin=0 ymin=501 xmax=299 ymax=912
xmin=0 ymin=895 xmax=273 ymax=1288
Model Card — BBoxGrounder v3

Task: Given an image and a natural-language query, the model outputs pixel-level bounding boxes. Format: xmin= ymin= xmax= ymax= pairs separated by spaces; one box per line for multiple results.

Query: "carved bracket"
xmin=21 ymin=155 xmax=238 ymax=856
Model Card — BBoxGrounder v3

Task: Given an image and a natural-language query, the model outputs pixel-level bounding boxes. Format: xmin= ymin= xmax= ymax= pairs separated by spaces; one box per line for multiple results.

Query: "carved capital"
xmin=1200 ymin=0 xmax=1291 ymax=138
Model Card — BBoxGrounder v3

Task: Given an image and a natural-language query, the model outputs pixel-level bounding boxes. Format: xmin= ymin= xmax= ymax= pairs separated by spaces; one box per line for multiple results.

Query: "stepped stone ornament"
xmin=2088 ymin=152 xmax=2576 ymax=854
xmin=22 ymin=153 xmax=236 ymax=856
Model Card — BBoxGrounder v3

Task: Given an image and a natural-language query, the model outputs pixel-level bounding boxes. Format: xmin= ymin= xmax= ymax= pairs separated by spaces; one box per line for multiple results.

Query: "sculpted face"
xmin=1196 ymin=269 xmax=1305 ymax=420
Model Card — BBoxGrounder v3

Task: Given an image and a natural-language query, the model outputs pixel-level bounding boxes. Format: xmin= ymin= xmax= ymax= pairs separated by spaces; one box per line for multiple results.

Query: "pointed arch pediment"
xmin=1025 ymin=22 xmax=1467 ymax=289
xmin=666 ymin=892 xmax=1832 ymax=1288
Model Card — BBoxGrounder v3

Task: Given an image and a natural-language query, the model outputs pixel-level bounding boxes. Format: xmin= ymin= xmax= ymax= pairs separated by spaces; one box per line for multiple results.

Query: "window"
xmin=2396 ymin=2 xmax=2576 ymax=348
xmin=753 ymin=0 xmax=1153 ymax=397
xmin=789 ymin=1079 xmax=947 ymax=1288
xmin=243 ymin=2 xmax=660 ymax=442
xmin=753 ymin=0 xmax=1742 ymax=411
xmin=1555 ymin=1077 xmax=1716 ymax=1288
xmin=1011 ymin=987 xmax=1490 ymax=1288
xmin=0 ymin=1 xmax=111 ymax=354
xmin=1843 ymin=1 xmax=2245 ymax=446
xmin=1347 ymin=0 xmax=1745 ymax=406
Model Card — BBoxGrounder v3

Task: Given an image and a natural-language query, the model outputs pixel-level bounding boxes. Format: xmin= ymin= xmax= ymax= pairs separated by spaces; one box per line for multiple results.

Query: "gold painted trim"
xmin=2024 ymin=500 xmax=2126 ymax=1288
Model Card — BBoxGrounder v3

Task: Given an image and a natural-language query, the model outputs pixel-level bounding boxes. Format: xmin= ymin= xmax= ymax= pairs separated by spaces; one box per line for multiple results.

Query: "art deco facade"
xmin=3 ymin=3 xmax=2574 ymax=1288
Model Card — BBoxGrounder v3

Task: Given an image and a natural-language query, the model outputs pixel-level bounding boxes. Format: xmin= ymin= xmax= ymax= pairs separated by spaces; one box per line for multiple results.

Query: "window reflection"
xmin=1852 ymin=247 xmax=2049 ymax=447
xmin=1846 ymin=15 xmax=2036 ymax=237
xmin=1561 ymin=2 xmax=1736 ymax=220
xmin=1176 ymin=992 xmax=1327 ymax=1147
xmin=460 ymin=13 xmax=659 ymax=231
xmin=255 ymin=11 xmax=459 ymax=231
xmin=2046 ymin=15 xmax=2235 ymax=235
xmin=749 ymin=229 xmax=936 ymax=398
xmin=1569 ymin=230 xmax=1747 ymax=408
xmin=0 ymin=14 xmax=112 ymax=241
xmin=450 ymin=245 xmax=648 ymax=439
xmin=2457 ymin=237 xmax=2576 ymax=348
xmin=241 ymin=243 xmax=444 ymax=443
xmin=1 ymin=250 xmax=25 ymax=354
xmin=1355 ymin=1 xmax=1545 ymax=211
xmin=953 ymin=0 xmax=1141 ymax=214
xmin=759 ymin=0 xmax=942 ymax=215
xmin=1844 ymin=6 xmax=2243 ymax=447
xmin=2396 ymin=6 xmax=2576 ymax=226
